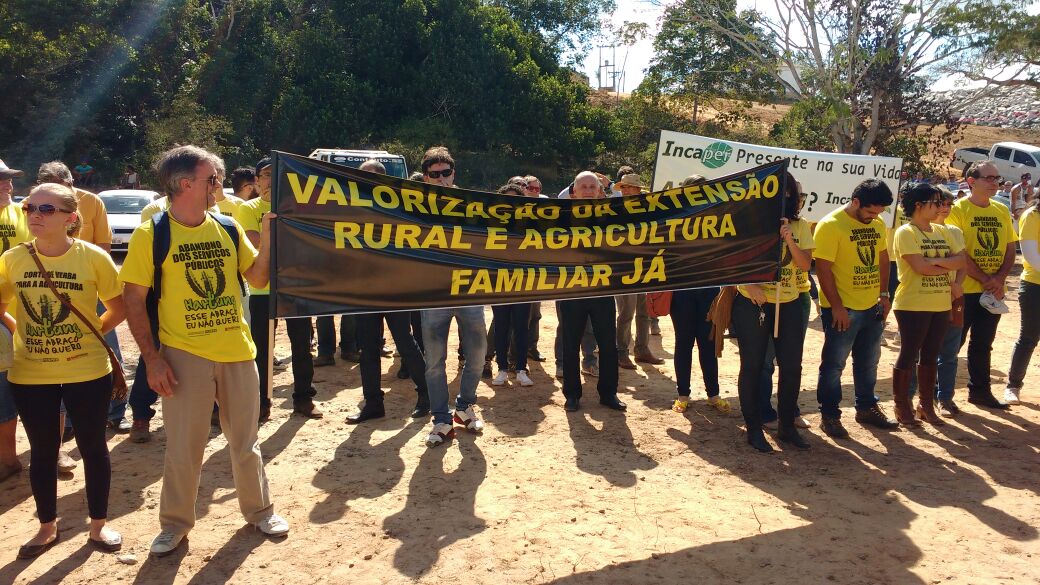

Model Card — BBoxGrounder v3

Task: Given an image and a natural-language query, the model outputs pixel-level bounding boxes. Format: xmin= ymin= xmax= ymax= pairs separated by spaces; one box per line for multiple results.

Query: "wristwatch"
xmin=879 ymin=292 xmax=890 ymax=298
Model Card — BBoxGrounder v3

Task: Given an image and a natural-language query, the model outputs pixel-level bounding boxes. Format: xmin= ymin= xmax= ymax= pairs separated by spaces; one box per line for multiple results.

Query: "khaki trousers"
xmin=158 ymin=346 xmax=273 ymax=535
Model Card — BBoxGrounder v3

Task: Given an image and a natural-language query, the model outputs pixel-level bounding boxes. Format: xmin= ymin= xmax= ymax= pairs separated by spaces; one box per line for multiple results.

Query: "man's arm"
xmin=815 ymin=258 xmax=850 ymax=331
xmin=878 ymin=249 xmax=891 ymax=318
xmin=123 ymin=283 xmax=177 ymax=396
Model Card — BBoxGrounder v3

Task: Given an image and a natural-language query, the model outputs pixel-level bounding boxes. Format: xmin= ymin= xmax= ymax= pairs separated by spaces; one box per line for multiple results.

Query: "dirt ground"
xmin=1 ymin=255 xmax=1038 ymax=584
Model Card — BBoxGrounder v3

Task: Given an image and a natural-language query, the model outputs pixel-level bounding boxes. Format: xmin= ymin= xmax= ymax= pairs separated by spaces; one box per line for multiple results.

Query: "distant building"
xmin=778 ymin=64 xmax=802 ymax=99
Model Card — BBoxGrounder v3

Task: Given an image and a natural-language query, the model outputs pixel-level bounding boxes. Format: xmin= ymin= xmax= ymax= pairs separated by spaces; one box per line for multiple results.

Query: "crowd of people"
xmin=0 ymin=147 xmax=1035 ymax=561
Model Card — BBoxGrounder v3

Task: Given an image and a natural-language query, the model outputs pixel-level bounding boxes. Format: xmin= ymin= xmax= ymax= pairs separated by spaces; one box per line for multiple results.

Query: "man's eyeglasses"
xmin=425 ymin=168 xmax=454 ymax=179
xmin=977 ymin=174 xmax=1002 ymax=182
xmin=22 ymin=203 xmax=72 ymax=216
xmin=192 ymin=174 xmax=221 ymax=186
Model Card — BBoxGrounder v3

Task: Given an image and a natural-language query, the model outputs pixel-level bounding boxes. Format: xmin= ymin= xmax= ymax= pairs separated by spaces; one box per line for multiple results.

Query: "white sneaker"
xmin=425 ymin=422 xmax=456 ymax=447
xmin=57 ymin=450 xmax=76 ymax=472
xmin=255 ymin=513 xmax=289 ymax=536
xmin=794 ymin=416 xmax=810 ymax=429
xmin=492 ymin=370 xmax=509 ymax=386
xmin=1004 ymin=387 xmax=1022 ymax=405
xmin=516 ymin=370 xmax=534 ymax=386
xmin=150 ymin=530 xmax=184 ymax=556
xmin=453 ymin=406 xmax=484 ymax=432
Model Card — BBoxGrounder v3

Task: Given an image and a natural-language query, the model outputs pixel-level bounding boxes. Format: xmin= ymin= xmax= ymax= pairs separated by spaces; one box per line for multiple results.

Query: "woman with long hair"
xmin=0 ymin=183 xmax=125 ymax=558
xmin=731 ymin=172 xmax=813 ymax=452
xmin=890 ymin=183 xmax=964 ymax=425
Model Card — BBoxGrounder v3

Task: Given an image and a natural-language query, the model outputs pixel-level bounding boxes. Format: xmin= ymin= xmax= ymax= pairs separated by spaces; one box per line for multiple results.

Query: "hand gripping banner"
xmin=270 ymin=152 xmax=788 ymax=317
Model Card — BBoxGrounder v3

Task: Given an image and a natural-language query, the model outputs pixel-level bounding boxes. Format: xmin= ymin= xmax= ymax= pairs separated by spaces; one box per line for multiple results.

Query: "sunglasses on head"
xmin=425 ymin=167 xmax=454 ymax=179
xmin=23 ymin=203 xmax=72 ymax=216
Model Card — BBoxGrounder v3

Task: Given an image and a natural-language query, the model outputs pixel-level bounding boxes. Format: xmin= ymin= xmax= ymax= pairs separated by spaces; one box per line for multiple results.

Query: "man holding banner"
xmin=121 ymin=145 xmax=288 ymax=556
xmin=417 ymin=147 xmax=488 ymax=447
xmin=814 ymin=179 xmax=899 ymax=438
xmin=557 ymin=171 xmax=626 ymax=413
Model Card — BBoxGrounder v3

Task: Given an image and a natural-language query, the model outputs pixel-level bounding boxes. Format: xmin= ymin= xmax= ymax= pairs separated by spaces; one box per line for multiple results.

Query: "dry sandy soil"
xmin=1 ymin=257 xmax=1038 ymax=584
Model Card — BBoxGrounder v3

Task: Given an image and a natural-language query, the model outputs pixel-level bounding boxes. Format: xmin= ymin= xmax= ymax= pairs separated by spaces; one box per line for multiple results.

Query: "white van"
xmin=308 ymin=149 xmax=408 ymax=179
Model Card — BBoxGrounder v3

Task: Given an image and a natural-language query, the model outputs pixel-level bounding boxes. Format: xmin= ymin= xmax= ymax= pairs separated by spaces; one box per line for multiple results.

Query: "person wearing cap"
xmin=614 ymin=173 xmax=664 ymax=369
xmin=1010 ymin=172 xmax=1034 ymax=219
xmin=0 ymin=157 xmax=30 ymax=482
xmin=235 ymin=157 xmax=322 ymax=422
xmin=947 ymin=160 xmax=1019 ymax=409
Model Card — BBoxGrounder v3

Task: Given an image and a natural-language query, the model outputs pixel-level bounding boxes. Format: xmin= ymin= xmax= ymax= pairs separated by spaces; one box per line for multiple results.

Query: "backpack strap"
xmin=208 ymin=212 xmax=246 ymax=295
xmin=150 ymin=211 xmax=172 ymax=302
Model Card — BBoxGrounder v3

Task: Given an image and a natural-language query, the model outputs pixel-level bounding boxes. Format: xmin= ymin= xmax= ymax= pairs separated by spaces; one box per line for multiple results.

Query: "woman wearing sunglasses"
xmin=890 ymin=183 xmax=964 ymax=426
xmin=0 ymin=183 xmax=125 ymax=558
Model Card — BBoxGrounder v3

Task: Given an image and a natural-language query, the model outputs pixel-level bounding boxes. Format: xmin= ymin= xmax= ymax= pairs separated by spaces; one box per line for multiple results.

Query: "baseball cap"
xmin=255 ymin=157 xmax=272 ymax=175
xmin=979 ymin=291 xmax=1010 ymax=315
xmin=0 ymin=158 xmax=24 ymax=179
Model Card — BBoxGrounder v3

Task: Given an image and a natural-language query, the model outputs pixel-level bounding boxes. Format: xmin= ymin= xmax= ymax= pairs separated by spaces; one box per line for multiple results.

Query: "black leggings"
xmin=11 ymin=374 xmax=113 ymax=523
xmin=894 ymin=310 xmax=950 ymax=370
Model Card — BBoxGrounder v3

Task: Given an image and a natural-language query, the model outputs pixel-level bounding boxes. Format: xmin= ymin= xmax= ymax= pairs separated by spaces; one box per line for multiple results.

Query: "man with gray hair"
xmin=121 ymin=145 xmax=288 ymax=556
xmin=556 ymin=171 xmax=625 ymax=412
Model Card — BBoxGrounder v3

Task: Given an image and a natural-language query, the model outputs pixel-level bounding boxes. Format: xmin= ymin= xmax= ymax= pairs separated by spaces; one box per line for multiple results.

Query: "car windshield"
xmin=102 ymin=194 xmax=151 ymax=213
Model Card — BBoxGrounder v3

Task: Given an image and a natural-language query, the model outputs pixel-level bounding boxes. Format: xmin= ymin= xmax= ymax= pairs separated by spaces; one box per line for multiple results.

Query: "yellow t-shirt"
xmin=215 ymin=194 xmax=245 ymax=216
xmin=892 ymin=223 xmax=963 ymax=312
xmin=1019 ymin=207 xmax=1040 ymax=285
xmin=812 ymin=208 xmax=888 ymax=311
xmin=0 ymin=203 xmax=31 ymax=254
xmin=0 ymin=241 xmax=121 ymax=384
xmin=140 ymin=196 xmax=219 ymax=223
xmin=119 ymin=214 xmax=258 ymax=362
xmin=886 ymin=206 xmax=909 ymax=256
xmin=233 ymin=198 xmax=270 ymax=295
xmin=73 ymin=188 xmax=112 ymax=246
xmin=946 ymin=197 xmax=1019 ymax=294
xmin=739 ymin=218 xmax=814 ymax=304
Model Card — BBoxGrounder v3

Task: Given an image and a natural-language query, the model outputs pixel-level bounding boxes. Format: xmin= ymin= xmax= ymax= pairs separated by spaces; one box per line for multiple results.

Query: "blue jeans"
xmin=421 ymin=307 xmax=486 ymax=426
xmin=816 ymin=304 xmax=884 ymax=418
xmin=909 ymin=323 xmax=963 ymax=400
xmin=759 ymin=293 xmax=810 ymax=423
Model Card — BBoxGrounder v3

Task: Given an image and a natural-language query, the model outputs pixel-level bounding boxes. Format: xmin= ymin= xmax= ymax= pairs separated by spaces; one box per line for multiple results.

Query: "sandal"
xmin=89 ymin=528 xmax=122 ymax=553
xmin=672 ymin=397 xmax=689 ymax=413
xmin=17 ymin=531 xmax=60 ymax=559
xmin=707 ymin=395 xmax=732 ymax=414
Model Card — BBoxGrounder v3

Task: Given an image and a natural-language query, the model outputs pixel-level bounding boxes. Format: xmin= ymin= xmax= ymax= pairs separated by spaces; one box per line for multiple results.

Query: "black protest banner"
xmin=270 ymin=151 xmax=787 ymax=317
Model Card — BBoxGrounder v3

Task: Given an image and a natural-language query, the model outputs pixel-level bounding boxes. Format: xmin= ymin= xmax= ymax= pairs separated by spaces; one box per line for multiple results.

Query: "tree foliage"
xmin=652 ymin=0 xmax=982 ymax=155
xmin=0 ymin=0 xmax=626 ymax=187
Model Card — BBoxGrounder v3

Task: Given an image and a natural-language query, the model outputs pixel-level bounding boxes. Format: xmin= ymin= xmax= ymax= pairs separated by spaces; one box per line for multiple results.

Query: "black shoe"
xmin=396 ymin=365 xmax=410 ymax=379
xmin=340 ymin=349 xmax=361 ymax=363
xmin=746 ymin=428 xmax=774 ymax=453
xmin=313 ymin=354 xmax=335 ymax=367
xmin=777 ymin=425 xmax=811 ymax=449
xmin=564 ymin=397 xmax=581 ymax=412
xmin=854 ymin=404 xmax=899 ymax=429
xmin=411 ymin=394 xmax=431 ymax=418
xmin=346 ymin=405 xmax=385 ymax=424
xmin=599 ymin=396 xmax=627 ymax=411
xmin=293 ymin=399 xmax=324 ymax=419
xmin=481 ymin=360 xmax=493 ymax=379
xmin=528 ymin=349 xmax=546 ymax=362
xmin=258 ymin=404 xmax=271 ymax=423
xmin=968 ymin=392 xmax=1011 ymax=410
xmin=819 ymin=416 xmax=849 ymax=438
xmin=17 ymin=532 xmax=60 ymax=559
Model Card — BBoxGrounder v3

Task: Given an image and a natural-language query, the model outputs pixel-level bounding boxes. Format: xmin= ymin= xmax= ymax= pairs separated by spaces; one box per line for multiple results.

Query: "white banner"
xmin=651 ymin=130 xmax=903 ymax=225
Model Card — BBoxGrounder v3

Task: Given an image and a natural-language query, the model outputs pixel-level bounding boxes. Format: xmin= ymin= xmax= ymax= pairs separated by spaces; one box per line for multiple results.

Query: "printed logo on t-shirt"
xmin=0 ymin=224 xmax=15 ymax=253
xmin=849 ymin=226 xmax=881 ymax=289
xmin=19 ymin=291 xmax=84 ymax=356
xmin=976 ymin=227 xmax=1000 ymax=254
xmin=172 ymin=240 xmax=241 ymax=335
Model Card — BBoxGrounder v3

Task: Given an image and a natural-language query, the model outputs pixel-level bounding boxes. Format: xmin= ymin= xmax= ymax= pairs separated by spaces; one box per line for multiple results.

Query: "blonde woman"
xmin=0 ymin=183 xmax=125 ymax=558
